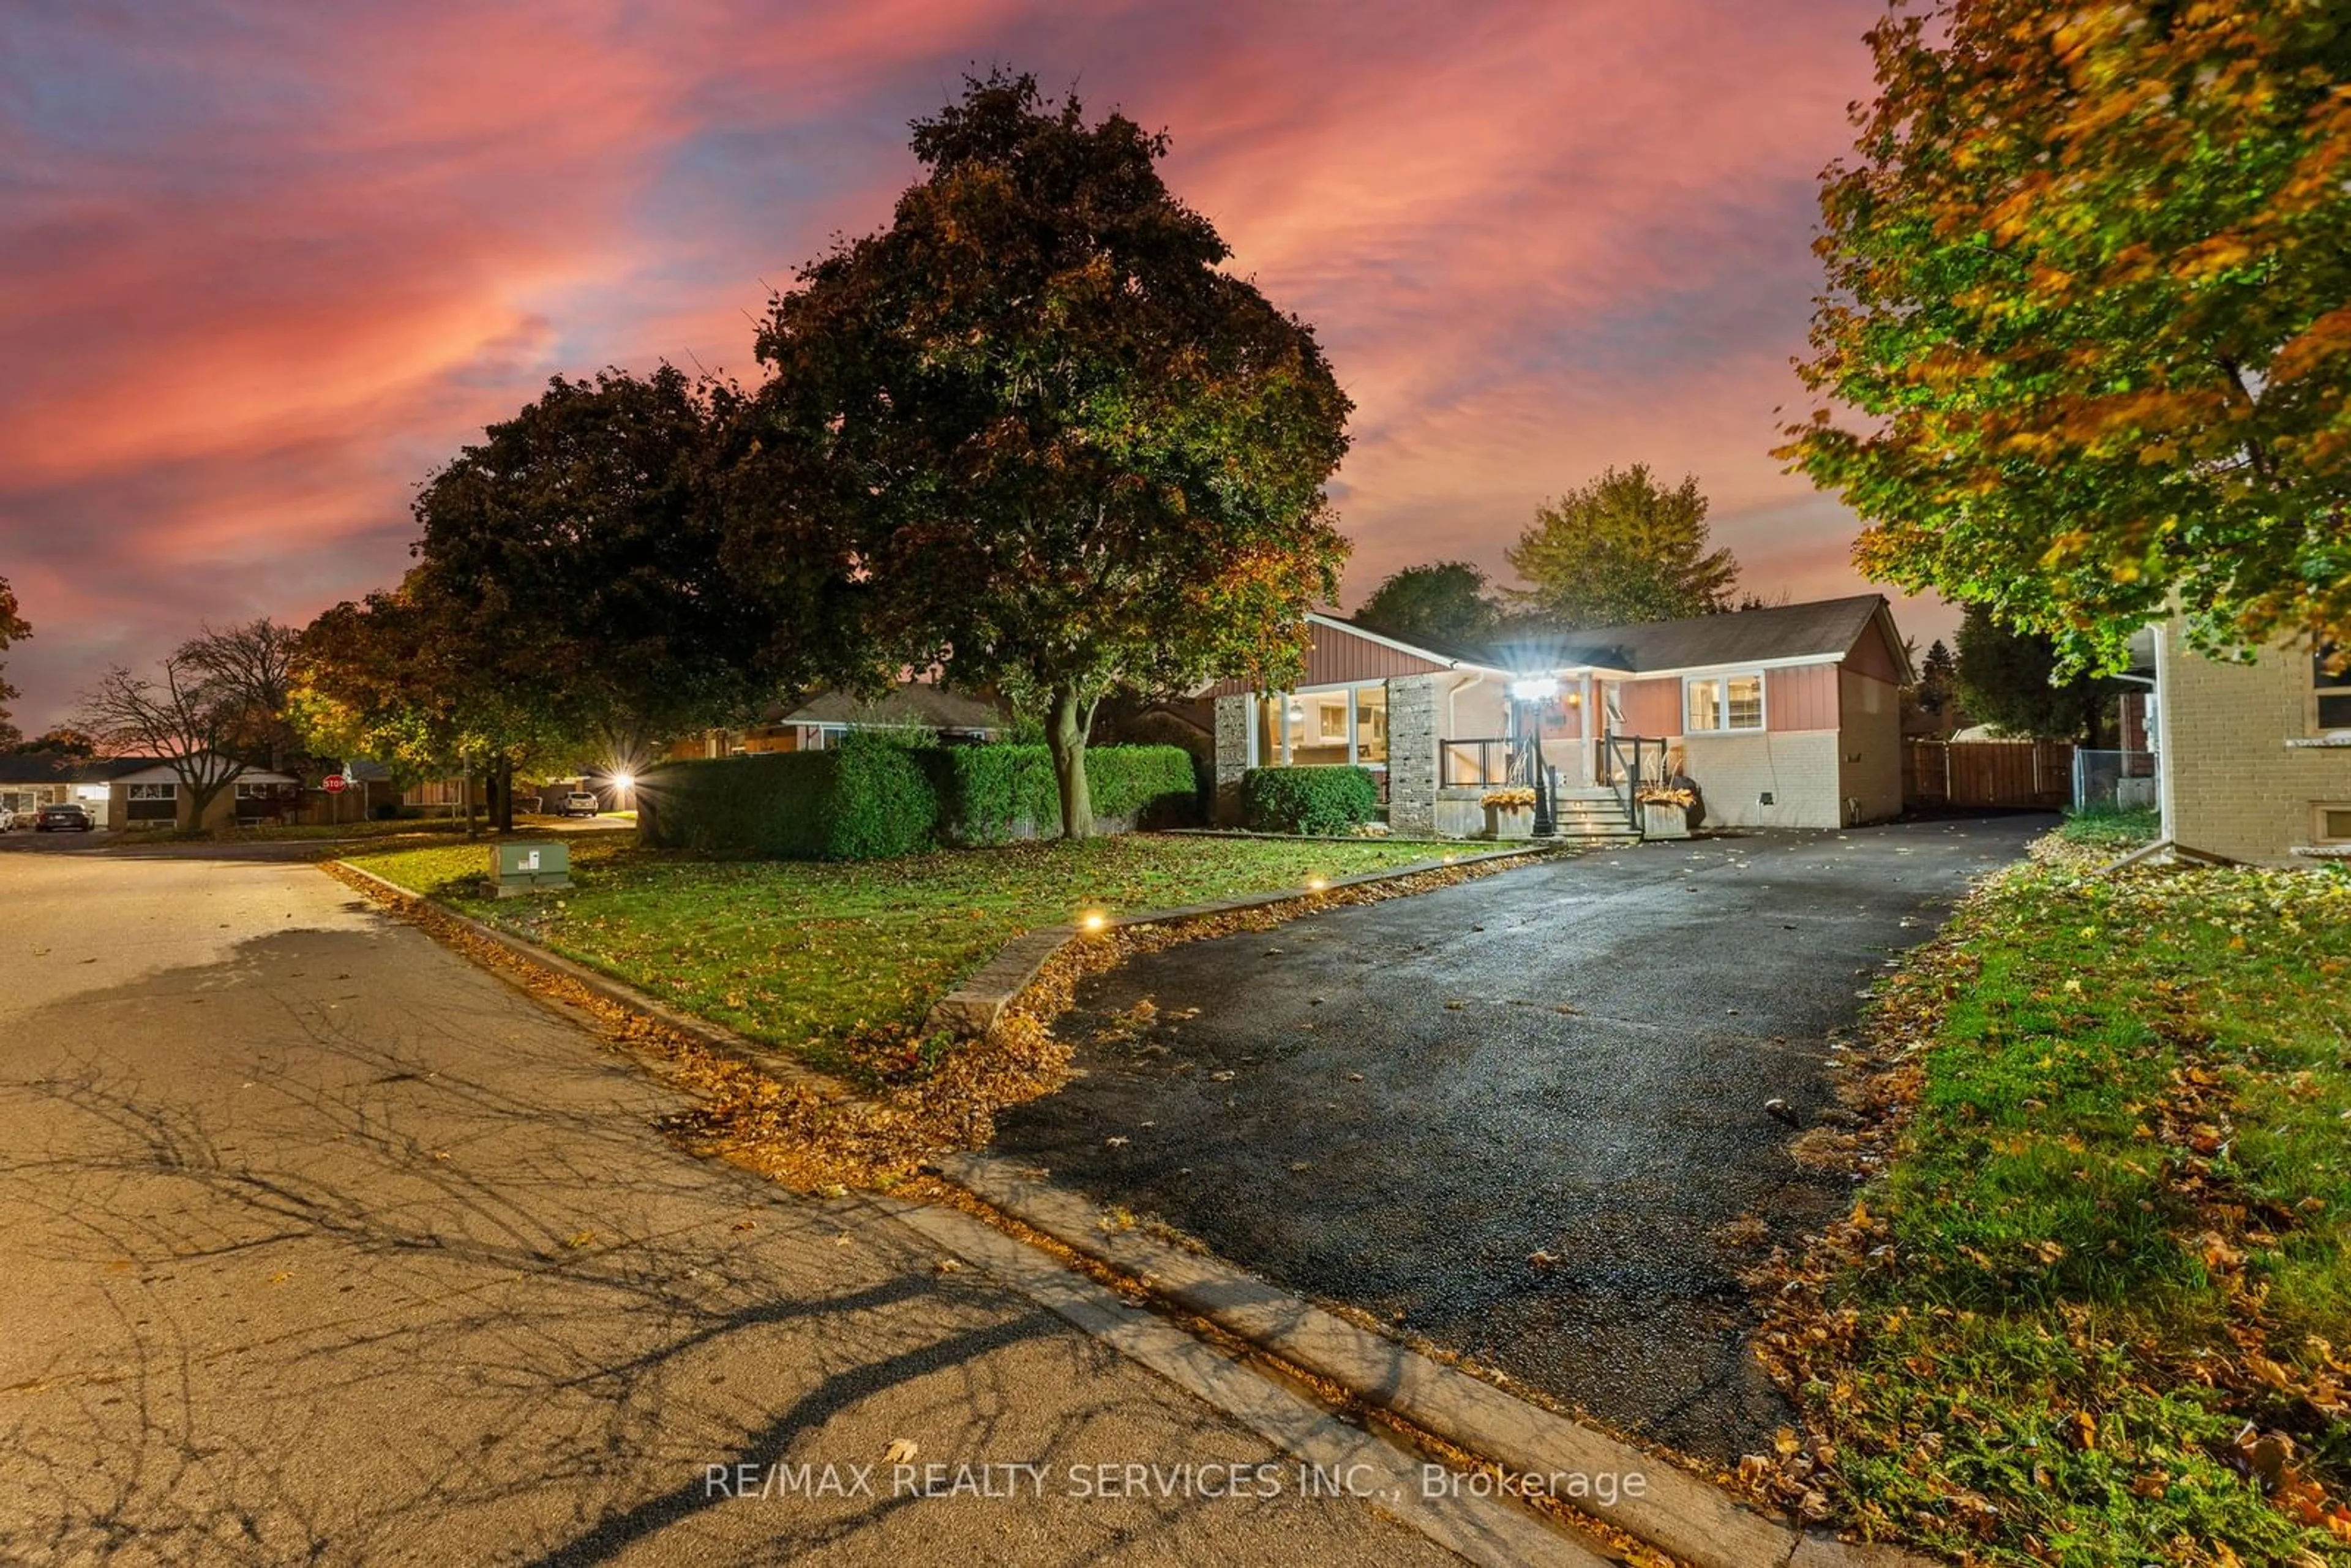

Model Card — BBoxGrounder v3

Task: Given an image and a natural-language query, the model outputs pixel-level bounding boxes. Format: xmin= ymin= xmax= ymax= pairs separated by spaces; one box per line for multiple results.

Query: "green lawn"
xmin=2055 ymin=803 xmax=2164 ymax=851
xmin=344 ymin=833 xmax=1453 ymax=1079
xmin=1772 ymin=857 xmax=2351 ymax=1563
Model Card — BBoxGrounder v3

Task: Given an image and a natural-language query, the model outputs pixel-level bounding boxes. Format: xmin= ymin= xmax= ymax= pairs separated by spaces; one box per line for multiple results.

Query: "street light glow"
xmin=1081 ymin=911 xmax=1108 ymax=932
xmin=612 ymin=771 xmax=636 ymax=792
xmin=1510 ymin=677 xmax=1561 ymax=702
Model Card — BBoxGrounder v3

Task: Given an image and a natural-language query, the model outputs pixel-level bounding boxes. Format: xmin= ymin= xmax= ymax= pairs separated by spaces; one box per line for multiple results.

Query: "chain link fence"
xmin=2071 ymin=748 xmax=2158 ymax=811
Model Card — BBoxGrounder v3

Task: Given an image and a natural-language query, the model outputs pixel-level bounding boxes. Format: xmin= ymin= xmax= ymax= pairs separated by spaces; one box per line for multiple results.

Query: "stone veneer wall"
xmin=1212 ymin=694 xmax=1251 ymax=826
xmin=1387 ymin=675 xmax=1439 ymax=835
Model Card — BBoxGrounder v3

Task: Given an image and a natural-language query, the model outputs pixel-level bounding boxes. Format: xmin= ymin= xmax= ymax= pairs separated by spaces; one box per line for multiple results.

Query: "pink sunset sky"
xmin=0 ymin=0 xmax=1949 ymax=730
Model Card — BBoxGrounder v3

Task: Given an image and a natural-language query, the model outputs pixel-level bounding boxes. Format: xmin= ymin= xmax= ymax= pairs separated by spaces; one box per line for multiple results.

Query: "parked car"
xmin=35 ymin=802 xmax=94 ymax=833
xmin=0 ymin=806 xmax=17 ymax=831
xmin=558 ymin=790 xmax=599 ymax=818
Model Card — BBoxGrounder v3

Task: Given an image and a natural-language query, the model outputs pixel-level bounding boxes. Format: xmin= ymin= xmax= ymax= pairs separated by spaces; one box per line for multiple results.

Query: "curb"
xmin=876 ymin=1193 xmax=1616 ymax=1567
xmin=923 ymin=842 xmax=1562 ymax=1037
xmin=330 ymin=859 xmax=852 ymax=1103
xmin=934 ymin=1151 xmax=1943 ymax=1568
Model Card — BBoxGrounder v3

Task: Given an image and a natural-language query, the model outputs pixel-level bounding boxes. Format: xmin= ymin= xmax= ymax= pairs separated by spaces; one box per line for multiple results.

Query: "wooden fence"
xmin=1903 ymin=740 xmax=2075 ymax=810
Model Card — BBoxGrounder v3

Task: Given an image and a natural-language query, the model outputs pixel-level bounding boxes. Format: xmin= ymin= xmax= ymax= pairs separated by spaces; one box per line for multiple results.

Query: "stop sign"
xmin=323 ymin=774 xmax=347 ymax=794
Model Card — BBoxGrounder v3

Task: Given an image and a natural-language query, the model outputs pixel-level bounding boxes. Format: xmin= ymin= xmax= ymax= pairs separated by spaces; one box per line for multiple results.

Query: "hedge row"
xmin=637 ymin=734 xmax=940 ymax=860
xmin=639 ymin=739 xmax=1199 ymax=860
xmin=929 ymin=744 xmax=1198 ymax=844
xmin=1239 ymin=765 xmax=1379 ymax=835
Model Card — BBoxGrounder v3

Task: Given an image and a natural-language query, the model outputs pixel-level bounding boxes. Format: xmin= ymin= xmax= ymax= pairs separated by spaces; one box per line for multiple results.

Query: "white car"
xmin=558 ymin=790 xmax=599 ymax=818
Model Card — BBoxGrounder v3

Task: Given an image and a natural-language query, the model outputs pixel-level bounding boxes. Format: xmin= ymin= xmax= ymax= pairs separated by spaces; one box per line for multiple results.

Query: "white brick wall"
xmin=1684 ymin=731 xmax=1843 ymax=828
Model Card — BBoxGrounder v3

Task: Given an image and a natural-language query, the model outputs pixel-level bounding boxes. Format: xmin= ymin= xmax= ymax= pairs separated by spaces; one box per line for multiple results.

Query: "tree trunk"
xmin=182 ymin=767 xmax=234 ymax=833
xmin=492 ymin=757 xmax=515 ymax=833
xmin=462 ymin=765 xmax=478 ymax=839
xmin=1048 ymin=686 xmax=1095 ymax=842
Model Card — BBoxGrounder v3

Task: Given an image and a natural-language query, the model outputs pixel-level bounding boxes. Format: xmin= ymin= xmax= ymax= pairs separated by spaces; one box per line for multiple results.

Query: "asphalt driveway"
xmin=992 ymin=816 xmax=2050 ymax=1464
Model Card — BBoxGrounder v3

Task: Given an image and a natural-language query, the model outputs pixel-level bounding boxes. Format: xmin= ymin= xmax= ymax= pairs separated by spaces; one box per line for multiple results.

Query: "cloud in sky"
xmin=0 ymin=0 xmax=1940 ymax=729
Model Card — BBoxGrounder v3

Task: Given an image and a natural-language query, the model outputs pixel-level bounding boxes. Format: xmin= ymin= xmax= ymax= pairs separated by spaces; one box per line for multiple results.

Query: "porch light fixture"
xmin=1509 ymin=677 xmax=1561 ymax=702
xmin=1287 ymin=699 xmax=1305 ymax=725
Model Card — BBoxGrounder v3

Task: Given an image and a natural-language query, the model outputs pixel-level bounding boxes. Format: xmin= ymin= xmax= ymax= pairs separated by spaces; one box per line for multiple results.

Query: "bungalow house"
xmin=0 ymin=754 xmax=302 ymax=830
xmin=108 ymin=757 xmax=304 ymax=830
xmin=1205 ymin=594 xmax=1913 ymax=838
xmin=664 ymin=682 xmax=1013 ymax=760
xmin=0 ymin=755 xmax=151 ymax=826
xmin=2140 ymin=618 xmax=2351 ymax=866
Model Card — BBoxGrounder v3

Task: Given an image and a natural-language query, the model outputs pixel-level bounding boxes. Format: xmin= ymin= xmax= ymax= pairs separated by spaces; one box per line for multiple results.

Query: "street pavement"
xmin=0 ymin=850 xmax=1457 ymax=1566
xmin=994 ymin=816 xmax=2052 ymax=1464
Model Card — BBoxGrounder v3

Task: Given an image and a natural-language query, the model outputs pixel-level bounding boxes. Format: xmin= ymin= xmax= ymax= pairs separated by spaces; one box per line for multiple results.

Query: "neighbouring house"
xmin=2140 ymin=618 xmax=2351 ymax=866
xmin=1204 ymin=594 xmax=1913 ymax=837
xmin=0 ymin=756 xmax=153 ymax=826
xmin=664 ymin=682 xmax=1014 ymax=760
xmin=106 ymin=757 xmax=304 ymax=831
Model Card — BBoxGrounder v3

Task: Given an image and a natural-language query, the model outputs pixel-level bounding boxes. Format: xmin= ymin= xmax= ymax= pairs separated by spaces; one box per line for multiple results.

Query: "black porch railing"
xmin=1601 ymin=732 xmax=1669 ymax=838
xmin=1438 ymin=737 xmax=1514 ymax=787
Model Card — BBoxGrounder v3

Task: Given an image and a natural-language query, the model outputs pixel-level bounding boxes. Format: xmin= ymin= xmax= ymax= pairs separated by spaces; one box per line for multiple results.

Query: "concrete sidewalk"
xmin=0 ymin=851 xmax=1460 ymax=1566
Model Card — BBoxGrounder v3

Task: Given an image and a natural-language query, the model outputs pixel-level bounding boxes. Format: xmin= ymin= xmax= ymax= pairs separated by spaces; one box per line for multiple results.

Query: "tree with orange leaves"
xmin=1784 ymin=0 xmax=2351 ymax=670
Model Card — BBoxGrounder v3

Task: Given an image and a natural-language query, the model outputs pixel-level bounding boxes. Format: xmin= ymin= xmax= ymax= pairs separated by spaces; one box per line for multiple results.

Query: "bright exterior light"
xmin=1306 ymin=877 xmax=1328 ymax=891
xmin=612 ymin=771 xmax=636 ymax=792
xmin=1510 ymin=677 xmax=1561 ymax=702
xmin=1081 ymin=911 xmax=1108 ymax=932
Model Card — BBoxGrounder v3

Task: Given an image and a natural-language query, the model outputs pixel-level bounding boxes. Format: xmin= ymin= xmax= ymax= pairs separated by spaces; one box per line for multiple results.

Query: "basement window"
xmin=2317 ymin=805 xmax=2351 ymax=846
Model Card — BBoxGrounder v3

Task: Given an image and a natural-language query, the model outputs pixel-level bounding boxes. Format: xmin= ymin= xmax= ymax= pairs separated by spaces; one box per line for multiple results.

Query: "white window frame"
xmin=127 ymin=782 xmax=177 ymax=800
xmin=235 ymin=781 xmax=276 ymax=800
xmin=1682 ymin=672 xmax=1767 ymax=735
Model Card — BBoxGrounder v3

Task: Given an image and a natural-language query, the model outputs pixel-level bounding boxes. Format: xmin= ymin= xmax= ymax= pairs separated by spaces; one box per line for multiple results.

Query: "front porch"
xmin=1212 ymin=667 xmax=1650 ymax=843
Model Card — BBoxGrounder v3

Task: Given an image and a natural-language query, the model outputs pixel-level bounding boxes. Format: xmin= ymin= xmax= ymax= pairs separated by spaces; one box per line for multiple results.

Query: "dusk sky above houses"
xmin=0 ymin=0 xmax=1947 ymax=729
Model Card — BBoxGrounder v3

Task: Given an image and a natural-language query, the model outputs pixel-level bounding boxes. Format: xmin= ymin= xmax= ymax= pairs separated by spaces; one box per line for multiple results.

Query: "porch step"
xmin=1540 ymin=789 xmax=1641 ymax=842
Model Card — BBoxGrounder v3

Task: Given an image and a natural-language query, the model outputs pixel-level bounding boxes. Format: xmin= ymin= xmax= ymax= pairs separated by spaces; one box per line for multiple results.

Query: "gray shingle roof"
xmin=781 ymin=683 xmax=1011 ymax=732
xmin=0 ymin=755 xmax=164 ymax=784
xmin=1490 ymin=595 xmax=1895 ymax=675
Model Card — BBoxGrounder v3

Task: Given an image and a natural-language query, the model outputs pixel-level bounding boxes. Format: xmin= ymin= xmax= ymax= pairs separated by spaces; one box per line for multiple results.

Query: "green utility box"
xmin=490 ymin=840 xmax=571 ymax=898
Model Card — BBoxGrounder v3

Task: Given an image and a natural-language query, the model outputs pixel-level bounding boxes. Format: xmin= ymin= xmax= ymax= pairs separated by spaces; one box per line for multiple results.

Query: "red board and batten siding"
xmin=1198 ymin=620 xmax=1453 ymax=698
xmin=1616 ymin=677 xmax=1682 ymax=735
xmin=1614 ymin=664 xmax=1842 ymax=735
xmin=1768 ymin=664 xmax=1840 ymax=732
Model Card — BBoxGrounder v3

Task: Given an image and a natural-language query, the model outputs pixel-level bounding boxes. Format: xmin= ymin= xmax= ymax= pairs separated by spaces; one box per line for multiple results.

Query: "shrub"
xmin=637 ymin=739 xmax=1194 ymax=857
xmin=1240 ymin=765 xmax=1379 ymax=835
xmin=927 ymin=743 xmax=1199 ymax=842
xmin=637 ymin=733 xmax=936 ymax=860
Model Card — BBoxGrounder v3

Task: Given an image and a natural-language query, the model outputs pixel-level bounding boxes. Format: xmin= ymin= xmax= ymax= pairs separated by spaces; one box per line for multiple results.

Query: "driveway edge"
xmin=932 ymin=1150 xmax=1944 ymax=1568
xmin=924 ymin=842 xmax=1562 ymax=1037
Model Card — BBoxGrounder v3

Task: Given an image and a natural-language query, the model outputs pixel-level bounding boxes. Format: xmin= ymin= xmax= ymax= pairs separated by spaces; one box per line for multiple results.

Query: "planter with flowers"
xmin=1637 ymin=785 xmax=1695 ymax=839
xmin=1480 ymin=787 xmax=1537 ymax=840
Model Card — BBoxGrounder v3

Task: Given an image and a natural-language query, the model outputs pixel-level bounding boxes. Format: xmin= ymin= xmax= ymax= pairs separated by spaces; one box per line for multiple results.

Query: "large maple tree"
xmin=1785 ymin=0 xmax=2351 ymax=669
